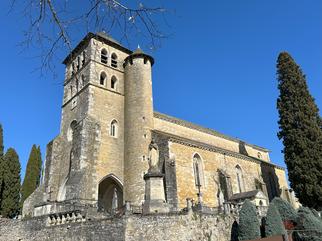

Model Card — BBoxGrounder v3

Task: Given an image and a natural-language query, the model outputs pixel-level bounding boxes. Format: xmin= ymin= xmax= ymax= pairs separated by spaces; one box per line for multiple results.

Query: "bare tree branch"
xmin=10 ymin=0 xmax=172 ymax=76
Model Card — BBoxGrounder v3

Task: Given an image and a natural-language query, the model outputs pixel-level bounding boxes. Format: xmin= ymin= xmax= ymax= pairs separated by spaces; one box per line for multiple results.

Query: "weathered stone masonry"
xmin=0 ymin=212 xmax=236 ymax=241
xmin=13 ymin=32 xmax=299 ymax=240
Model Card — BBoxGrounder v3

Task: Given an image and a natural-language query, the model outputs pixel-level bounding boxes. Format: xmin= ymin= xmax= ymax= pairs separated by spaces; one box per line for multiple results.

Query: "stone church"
xmin=22 ymin=32 xmax=297 ymax=219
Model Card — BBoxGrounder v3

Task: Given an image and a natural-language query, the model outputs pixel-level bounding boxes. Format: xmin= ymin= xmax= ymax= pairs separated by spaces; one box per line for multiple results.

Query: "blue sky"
xmin=0 ymin=1 xmax=321 ymax=181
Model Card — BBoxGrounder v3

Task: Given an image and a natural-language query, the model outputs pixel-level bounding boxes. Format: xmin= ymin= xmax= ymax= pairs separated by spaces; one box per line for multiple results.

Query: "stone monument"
xmin=142 ymin=142 xmax=169 ymax=214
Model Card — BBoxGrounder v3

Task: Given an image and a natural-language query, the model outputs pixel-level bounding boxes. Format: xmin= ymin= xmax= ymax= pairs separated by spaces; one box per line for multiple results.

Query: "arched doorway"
xmin=98 ymin=174 xmax=123 ymax=213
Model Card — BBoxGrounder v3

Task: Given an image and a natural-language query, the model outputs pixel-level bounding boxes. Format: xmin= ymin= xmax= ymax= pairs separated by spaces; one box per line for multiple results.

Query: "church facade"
xmin=22 ymin=32 xmax=296 ymax=217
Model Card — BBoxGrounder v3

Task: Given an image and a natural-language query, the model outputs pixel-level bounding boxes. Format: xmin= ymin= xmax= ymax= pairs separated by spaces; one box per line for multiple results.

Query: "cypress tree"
xmin=276 ymin=52 xmax=322 ymax=209
xmin=21 ymin=145 xmax=42 ymax=204
xmin=0 ymin=124 xmax=4 ymax=212
xmin=265 ymin=202 xmax=286 ymax=237
xmin=0 ymin=124 xmax=3 ymax=157
xmin=271 ymin=197 xmax=297 ymax=222
xmin=238 ymin=199 xmax=261 ymax=240
xmin=1 ymin=148 xmax=21 ymax=218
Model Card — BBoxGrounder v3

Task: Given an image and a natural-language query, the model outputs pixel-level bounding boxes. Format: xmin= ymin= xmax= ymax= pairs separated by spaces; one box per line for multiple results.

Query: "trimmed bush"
xmin=311 ymin=209 xmax=321 ymax=219
xmin=271 ymin=197 xmax=297 ymax=222
xmin=238 ymin=200 xmax=261 ymax=240
xmin=295 ymin=207 xmax=322 ymax=241
xmin=265 ymin=203 xmax=286 ymax=237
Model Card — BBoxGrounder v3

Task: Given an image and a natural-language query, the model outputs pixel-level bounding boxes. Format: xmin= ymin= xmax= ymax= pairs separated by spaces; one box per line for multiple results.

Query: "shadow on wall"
xmin=260 ymin=164 xmax=281 ymax=202
xmin=239 ymin=141 xmax=249 ymax=156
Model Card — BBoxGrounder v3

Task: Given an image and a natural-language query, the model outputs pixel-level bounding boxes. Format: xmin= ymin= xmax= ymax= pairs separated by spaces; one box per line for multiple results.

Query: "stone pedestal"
xmin=143 ymin=172 xmax=169 ymax=214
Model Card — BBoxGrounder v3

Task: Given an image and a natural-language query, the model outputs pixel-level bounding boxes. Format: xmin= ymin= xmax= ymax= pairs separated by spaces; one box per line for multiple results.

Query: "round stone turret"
xmin=123 ymin=48 xmax=154 ymax=206
xmin=123 ymin=48 xmax=154 ymax=67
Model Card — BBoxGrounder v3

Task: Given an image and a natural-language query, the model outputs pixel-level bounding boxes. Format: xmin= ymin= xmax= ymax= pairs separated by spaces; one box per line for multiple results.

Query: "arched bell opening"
xmin=97 ymin=174 xmax=123 ymax=213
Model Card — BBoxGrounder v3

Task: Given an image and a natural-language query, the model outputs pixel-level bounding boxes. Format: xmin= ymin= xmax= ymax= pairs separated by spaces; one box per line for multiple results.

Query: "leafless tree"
xmin=10 ymin=0 xmax=171 ymax=75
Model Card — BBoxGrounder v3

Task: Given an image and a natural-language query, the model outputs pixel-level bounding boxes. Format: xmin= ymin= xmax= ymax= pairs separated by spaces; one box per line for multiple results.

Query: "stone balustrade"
xmin=46 ymin=211 xmax=85 ymax=226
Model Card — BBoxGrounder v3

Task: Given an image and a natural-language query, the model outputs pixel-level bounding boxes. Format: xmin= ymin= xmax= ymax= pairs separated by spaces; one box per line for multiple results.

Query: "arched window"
xmin=100 ymin=72 xmax=107 ymax=86
xmin=81 ymin=74 xmax=86 ymax=87
xmin=111 ymin=53 xmax=118 ymax=68
xmin=77 ymin=56 xmax=81 ymax=70
xmin=67 ymin=120 xmax=77 ymax=142
xmin=193 ymin=154 xmax=204 ymax=187
xmin=111 ymin=76 xmax=118 ymax=90
xmin=70 ymin=85 xmax=74 ymax=97
xmin=110 ymin=120 xmax=118 ymax=137
xmin=101 ymin=48 xmax=108 ymax=64
xmin=82 ymin=51 xmax=86 ymax=65
xmin=72 ymin=62 xmax=76 ymax=76
xmin=236 ymin=165 xmax=245 ymax=193
xmin=75 ymin=79 xmax=79 ymax=92
xmin=257 ymin=152 xmax=262 ymax=159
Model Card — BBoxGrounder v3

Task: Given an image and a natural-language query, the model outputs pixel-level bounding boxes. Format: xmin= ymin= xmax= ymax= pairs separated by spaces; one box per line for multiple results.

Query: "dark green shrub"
xmin=21 ymin=145 xmax=42 ymax=204
xmin=295 ymin=207 xmax=322 ymax=241
xmin=238 ymin=200 xmax=261 ymax=240
xmin=277 ymin=52 xmax=322 ymax=209
xmin=271 ymin=197 xmax=297 ymax=222
xmin=1 ymin=148 xmax=21 ymax=218
xmin=265 ymin=203 xmax=286 ymax=237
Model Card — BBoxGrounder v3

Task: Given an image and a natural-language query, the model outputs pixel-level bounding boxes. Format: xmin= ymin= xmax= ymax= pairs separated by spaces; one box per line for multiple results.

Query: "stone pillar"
xmin=142 ymin=173 xmax=169 ymax=214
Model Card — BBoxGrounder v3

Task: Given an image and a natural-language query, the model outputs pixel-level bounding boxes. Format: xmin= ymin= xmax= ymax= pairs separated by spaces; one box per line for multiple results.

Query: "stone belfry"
xmin=123 ymin=49 xmax=154 ymax=206
xmin=22 ymin=32 xmax=156 ymax=216
xmin=57 ymin=32 xmax=133 ymax=207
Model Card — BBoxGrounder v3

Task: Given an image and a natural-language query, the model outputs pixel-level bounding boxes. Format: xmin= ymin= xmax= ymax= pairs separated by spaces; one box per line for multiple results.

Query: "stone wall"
xmin=169 ymin=139 xmax=265 ymax=208
xmin=90 ymin=84 xmax=125 ymax=186
xmin=125 ymin=213 xmax=236 ymax=241
xmin=147 ymin=131 xmax=288 ymax=212
xmin=154 ymin=112 xmax=271 ymax=162
xmin=0 ymin=212 xmax=236 ymax=241
xmin=0 ymin=217 xmax=124 ymax=241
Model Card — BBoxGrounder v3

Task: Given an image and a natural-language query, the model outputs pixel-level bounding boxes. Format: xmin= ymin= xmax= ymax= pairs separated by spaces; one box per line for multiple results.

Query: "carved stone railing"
xmin=46 ymin=211 xmax=85 ymax=226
